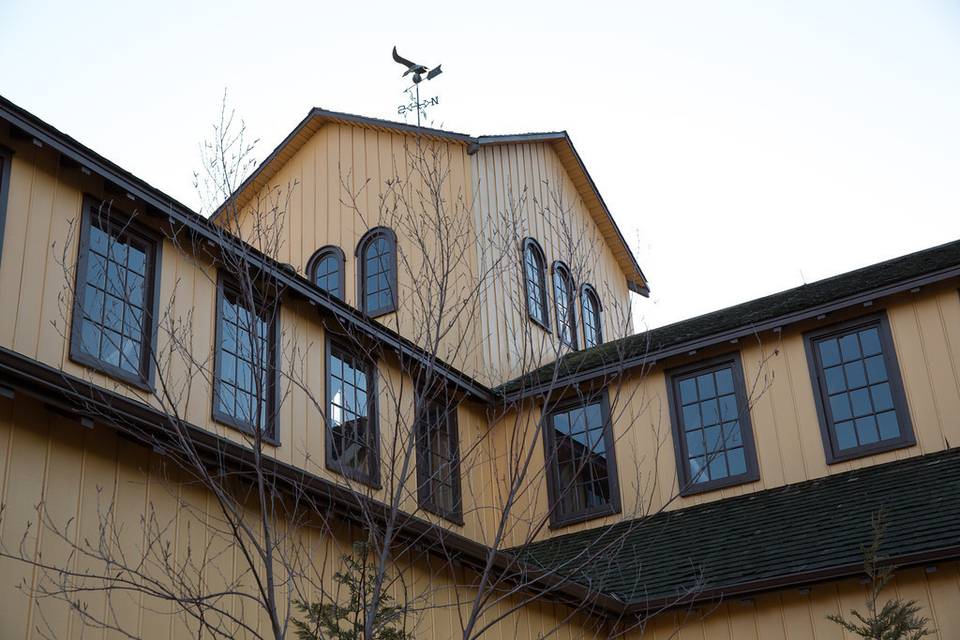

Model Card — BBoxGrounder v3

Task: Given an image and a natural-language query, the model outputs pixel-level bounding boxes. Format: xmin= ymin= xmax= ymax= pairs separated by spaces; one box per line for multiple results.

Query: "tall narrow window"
xmin=0 ymin=146 xmax=11 ymax=264
xmin=213 ymin=278 xmax=278 ymax=441
xmin=667 ymin=354 xmax=759 ymax=495
xmin=70 ymin=197 xmax=160 ymax=389
xmin=416 ymin=393 xmax=462 ymax=523
xmin=326 ymin=341 xmax=379 ymax=486
xmin=356 ymin=227 xmax=397 ymax=317
xmin=806 ymin=314 xmax=914 ymax=463
xmin=580 ymin=284 xmax=603 ymax=349
xmin=543 ymin=393 xmax=620 ymax=527
xmin=523 ymin=238 xmax=549 ymax=330
xmin=307 ymin=245 xmax=345 ymax=299
xmin=552 ymin=262 xmax=577 ymax=348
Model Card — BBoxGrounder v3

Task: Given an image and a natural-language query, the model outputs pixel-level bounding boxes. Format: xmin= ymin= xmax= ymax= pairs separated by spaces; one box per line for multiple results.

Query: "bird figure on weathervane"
xmin=392 ymin=46 xmax=442 ymax=84
xmin=392 ymin=46 xmax=443 ymax=125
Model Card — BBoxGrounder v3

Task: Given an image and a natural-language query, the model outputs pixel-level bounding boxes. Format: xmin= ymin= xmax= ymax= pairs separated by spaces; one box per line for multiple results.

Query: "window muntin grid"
xmin=675 ymin=364 xmax=749 ymax=485
xmin=361 ymin=234 xmax=395 ymax=315
xmin=813 ymin=324 xmax=904 ymax=453
xmin=549 ymin=400 xmax=614 ymax=518
xmin=314 ymin=251 xmax=343 ymax=299
xmin=327 ymin=346 xmax=376 ymax=481
xmin=75 ymin=216 xmax=152 ymax=379
xmin=524 ymin=241 xmax=548 ymax=327
xmin=581 ymin=286 xmax=602 ymax=349
xmin=417 ymin=399 xmax=461 ymax=520
xmin=553 ymin=264 xmax=577 ymax=348
xmin=215 ymin=287 xmax=272 ymax=434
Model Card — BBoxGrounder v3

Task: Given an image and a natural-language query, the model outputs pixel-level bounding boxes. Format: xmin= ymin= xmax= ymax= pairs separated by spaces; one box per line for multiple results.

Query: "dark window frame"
xmin=542 ymin=390 xmax=622 ymax=529
xmin=580 ymin=283 xmax=603 ymax=349
xmin=211 ymin=274 xmax=282 ymax=445
xmin=666 ymin=352 xmax=761 ymax=496
xmin=551 ymin=261 xmax=578 ymax=349
xmin=69 ymin=195 xmax=162 ymax=391
xmin=522 ymin=237 xmax=550 ymax=332
xmin=804 ymin=312 xmax=915 ymax=464
xmin=356 ymin=227 xmax=398 ymax=318
xmin=415 ymin=391 xmax=463 ymax=525
xmin=306 ymin=245 xmax=346 ymax=299
xmin=0 ymin=145 xmax=12 ymax=266
xmin=324 ymin=336 xmax=381 ymax=488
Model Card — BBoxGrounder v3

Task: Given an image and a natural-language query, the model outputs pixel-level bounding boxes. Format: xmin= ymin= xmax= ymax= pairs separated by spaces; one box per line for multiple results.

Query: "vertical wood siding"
xmin=0 ymin=138 xmax=499 ymax=545
xmin=0 ymin=394 xmax=611 ymax=639
xmin=494 ymin=283 xmax=960 ymax=544
xmin=2 ymin=126 xmax=959 ymax=638
xmin=470 ymin=143 xmax=634 ymax=383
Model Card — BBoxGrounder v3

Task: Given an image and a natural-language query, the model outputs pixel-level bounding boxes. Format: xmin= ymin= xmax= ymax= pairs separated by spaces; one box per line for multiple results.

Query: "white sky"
xmin=2 ymin=0 xmax=959 ymax=330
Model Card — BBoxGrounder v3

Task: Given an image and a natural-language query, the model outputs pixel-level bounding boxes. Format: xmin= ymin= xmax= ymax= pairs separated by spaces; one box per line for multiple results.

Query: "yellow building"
xmin=0 ymin=93 xmax=957 ymax=639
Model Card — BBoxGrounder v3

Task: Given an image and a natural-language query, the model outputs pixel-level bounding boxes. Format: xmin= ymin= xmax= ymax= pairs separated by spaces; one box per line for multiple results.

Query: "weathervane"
xmin=392 ymin=46 xmax=442 ymax=127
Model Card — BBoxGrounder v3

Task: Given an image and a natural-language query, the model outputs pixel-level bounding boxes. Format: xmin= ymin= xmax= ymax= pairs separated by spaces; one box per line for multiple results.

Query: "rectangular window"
xmin=326 ymin=341 xmax=379 ymax=486
xmin=805 ymin=313 xmax=914 ymax=463
xmin=213 ymin=278 xmax=279 ymax=442
xmin=0 ymin=146 xmax=11 ymax=265
xmin=416 ymin=394 xmax=462 ymax=523
xmin=543 ymin=392 xmax=620 ymax=528
xmin=667 ymin=354 xmax=760 ymax=495
xmin=69 ymin=197 xmax=160 ymax=389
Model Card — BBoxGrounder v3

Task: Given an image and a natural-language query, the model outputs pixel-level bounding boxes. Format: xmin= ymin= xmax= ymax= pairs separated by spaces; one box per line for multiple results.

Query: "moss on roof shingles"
xmin=512 ymin=447 xmax=960 ymax=606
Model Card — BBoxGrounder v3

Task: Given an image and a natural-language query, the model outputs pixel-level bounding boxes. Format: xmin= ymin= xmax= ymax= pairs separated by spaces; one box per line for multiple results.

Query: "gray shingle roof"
xmin=513 ymin=448 xmax=960 ymax=607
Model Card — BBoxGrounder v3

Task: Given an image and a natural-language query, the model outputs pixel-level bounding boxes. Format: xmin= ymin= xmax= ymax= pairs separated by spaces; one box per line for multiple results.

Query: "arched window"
xmin=356 ymin=227 xmax=397 ymax=317
xmin=552 ymin=261 xmax=577 ymax=348
xmin=580 ymin=284 xmax=603 ymax=349
xmin=306 ymin=246 xmax=345 ymax=299
xmin=522 ymin=238 xmax=549 ymax=330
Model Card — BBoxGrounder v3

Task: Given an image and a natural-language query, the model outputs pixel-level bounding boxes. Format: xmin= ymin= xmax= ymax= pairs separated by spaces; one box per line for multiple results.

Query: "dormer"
xmin=211 ymin=109 xmax=648 ymax=385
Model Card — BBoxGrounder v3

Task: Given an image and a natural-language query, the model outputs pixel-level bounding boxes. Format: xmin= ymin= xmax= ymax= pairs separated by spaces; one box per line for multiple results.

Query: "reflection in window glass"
xmin=361 ymin=234 xmax=395 ymax=315
xmin=74 ymin=211 xmax=154 ymax=381
xmin=553 ymin=264 xmax=577 ymax=348
xmin=549 ymin=399 xmax=614 ymax=519
xmin=328 ymin=345 xmax=376 ymax=480
xmin=581 ymin=286 xmax=602 ymax=349
xmin=675 ymin=364 xmax=748 ymax=485
xmin=215 ymin=286 xmax=272 ymax=433
xmin=524 ymin=241 xmax=548 ymax=326
xmin=813 ymin=324 xmax=903 ymax=452
xmin=314 ymin=251 xmax=343 ymax=298
xmin=417 ymin=398 xmax=461 ymax=519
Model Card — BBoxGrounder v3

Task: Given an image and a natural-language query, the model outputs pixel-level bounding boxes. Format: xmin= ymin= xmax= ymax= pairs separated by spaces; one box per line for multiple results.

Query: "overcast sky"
xmin=2 ymin=1 xmax=958 ymax=330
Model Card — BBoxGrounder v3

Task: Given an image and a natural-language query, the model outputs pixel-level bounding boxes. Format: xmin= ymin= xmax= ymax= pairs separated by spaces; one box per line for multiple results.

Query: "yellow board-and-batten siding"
xmin=0 ymin=103 xmax=959 ymax=638
xmin=222 ymin=112 xmax=641 ymax=387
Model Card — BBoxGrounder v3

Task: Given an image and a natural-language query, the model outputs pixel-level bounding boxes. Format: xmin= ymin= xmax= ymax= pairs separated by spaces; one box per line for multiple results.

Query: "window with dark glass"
xmin=213 ymin=279 xmax=278 ymax=440
xmin=552 ymin=262 xmax=577 ymax=348
xmin=0 ymin=146 xmax=11 ymax=264
xmin=668 ymin=355 xmax=759 ymax=494
xmin=543 ymin=393 xmax=620 ymax=527
xmin=70 ymin=198 xmax=159 ymax=388
xmin=307 ymin=246 xmax=345 ymax=299
xmin=523 ymin=238 xmax=549 ymax=329
xmin=806 ymin=315 xmax=914 ymax=463
xmin=416 ymin=395 xmax=462 ymax=523
xmin=580 ymin=285 xmax=603 ymax=349
xmin=357 ymin=228 xmax=397 ymax=317
xmin=326 ymin=341 xmax=379 ymax=485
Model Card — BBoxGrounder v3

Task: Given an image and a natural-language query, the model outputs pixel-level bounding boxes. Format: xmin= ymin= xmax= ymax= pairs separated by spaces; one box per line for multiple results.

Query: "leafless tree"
xmin=0 ymin=96 xmax=778 ymax=640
